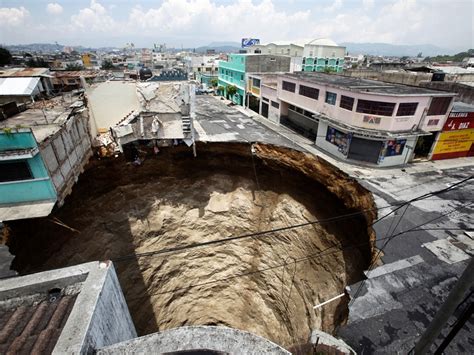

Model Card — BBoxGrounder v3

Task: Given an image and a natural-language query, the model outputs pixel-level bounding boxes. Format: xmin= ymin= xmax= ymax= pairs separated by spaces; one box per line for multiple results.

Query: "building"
xmin=0 ymin=68 xmax=54 ymax=105
xmin=0 ymin=261 xmax=136 ymax=354
xmin=52 ymin=71 xmax=100 ymax=92
xmin=0 ymin=95 xmax=92 ymax=221
xmin=251 ymin=72 xmax=455 ymax=166
xmin=246 ymin=73 xmax=281 ymax=123
xmin=218 ymin=54 xmax=291 ymax=106
xmin=185 ymin=55 xmax=219 ymax=87
xmin=431 ymin=102 xmax=474 ymax=160
xmin=301 ymin=39 xmax=346 ymax=73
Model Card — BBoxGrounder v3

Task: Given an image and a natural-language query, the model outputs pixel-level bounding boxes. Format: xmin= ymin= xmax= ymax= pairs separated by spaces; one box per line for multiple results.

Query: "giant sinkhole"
xmin=7 ymin=142 xmax=376 ymax=348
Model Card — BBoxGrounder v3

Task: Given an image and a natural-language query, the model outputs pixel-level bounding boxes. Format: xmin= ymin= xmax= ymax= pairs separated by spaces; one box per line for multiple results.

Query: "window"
xmin=356 ymin=99 xmax=395 ymax=116
xmin=299 ymin=85 xmax=319 ymax=100
xmin=282 ymin=81 xmax=296 ymax=92
xmin=240 ymin=74 xmax=244 ymax=80
xmin=262 ymin=97 xmax=269 ymax=102
xmin=325 ymin=92 xmax=337 ymax=105
xmin=0 ymin=161 xmax=33 ymax=182
xmin=271 ymin=101 xmax=279 ymax=109
xmin=427 ymin=119 xmax=440 ymax=126
xmin=397 ymin=102 xmax=418 ymax=116
xmin=340 ymin=95 xmax=354 ymax=111
xmin=252 ymin=78 xmax=261 ymax=87
xmin=428 ymin=97 xmax=452 ymax=116
xmin=289 ymin=104 xmax=295 ymax=110
xmin=302 ymin=58 xmax=306 ymax=64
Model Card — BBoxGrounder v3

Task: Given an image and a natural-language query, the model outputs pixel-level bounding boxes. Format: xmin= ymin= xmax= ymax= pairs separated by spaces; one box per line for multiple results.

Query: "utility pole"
xmin=413 ymin=257 xmax=474 ymax=354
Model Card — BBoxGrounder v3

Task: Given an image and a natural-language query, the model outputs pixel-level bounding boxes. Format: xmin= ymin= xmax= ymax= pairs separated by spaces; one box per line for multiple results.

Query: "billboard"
xmin=241 ymin=38 xmax=260 ymax=48
xmin=432 ymin=114 xmax=474 ymax=160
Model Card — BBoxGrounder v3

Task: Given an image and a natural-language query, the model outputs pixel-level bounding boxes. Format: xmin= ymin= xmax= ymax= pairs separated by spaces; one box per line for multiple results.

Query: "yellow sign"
xmin=82 ymin=53 xmax=91 ymax=68
xmin=432 ymin=129 xmax=474 ymax=155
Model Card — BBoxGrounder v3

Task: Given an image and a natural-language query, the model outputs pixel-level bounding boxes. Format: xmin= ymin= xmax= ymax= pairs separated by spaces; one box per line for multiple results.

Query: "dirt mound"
xmin=7 ymin=142 xmax=375 ymax=348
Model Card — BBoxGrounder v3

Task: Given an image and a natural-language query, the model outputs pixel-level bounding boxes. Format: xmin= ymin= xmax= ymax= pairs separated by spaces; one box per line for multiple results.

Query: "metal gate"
xmin=347 ymin=137 xmax=383 ymax=164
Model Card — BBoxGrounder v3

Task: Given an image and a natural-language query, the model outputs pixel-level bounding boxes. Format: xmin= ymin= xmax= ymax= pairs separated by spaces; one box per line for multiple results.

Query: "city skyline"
xmin=0 ymin=0 xmax=473 ymax=50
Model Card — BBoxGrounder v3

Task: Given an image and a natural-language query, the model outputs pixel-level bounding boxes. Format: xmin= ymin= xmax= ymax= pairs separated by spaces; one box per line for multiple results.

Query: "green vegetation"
xmin=26 ymin=57 xmax=48 ymax=68
xmin=322 ymin=67 xmax=336 ymax=74
xmin=65 ymin=63 xmax=85 ymax=71
xmin=0 ymin=47 xmax=12 ymax=66
xmin=226 ymin=85 xmax=237 ymax=99
xmin=101 ymin=59 xmax=114 ymax=70
xmin=210 ymin=78 xmax=218 ymax=87
xmin=217 ymin=85 xmax=225 ymax=95
xmin=425 ymin=49 xmax=473 ymax=63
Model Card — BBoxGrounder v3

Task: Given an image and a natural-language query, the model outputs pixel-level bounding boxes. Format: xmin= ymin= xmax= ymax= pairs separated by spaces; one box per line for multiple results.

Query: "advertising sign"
xmin=432 ymin=113 xmax=474 ymax=160
xmin=241 ymin=38 xmax=260 ymax=48
xmin=385 ymin=139 xmax=407 ymax=157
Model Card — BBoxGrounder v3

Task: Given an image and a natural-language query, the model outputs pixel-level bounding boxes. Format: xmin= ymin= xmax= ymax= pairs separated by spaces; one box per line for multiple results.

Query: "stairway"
xmin=182 ymin=116 xmax=192 ymax=135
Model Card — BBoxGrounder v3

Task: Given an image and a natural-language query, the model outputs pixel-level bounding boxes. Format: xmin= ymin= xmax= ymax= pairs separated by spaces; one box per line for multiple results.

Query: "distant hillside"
xmin=194 ymin=41 xmax=241 ymax=53
xmin=341 ymin=42 xmax=456 ymax=57
xmin=425 ymin=49 xmax=474 ymax=62
xmin=4 ymin=43 xmax=94 ymax=53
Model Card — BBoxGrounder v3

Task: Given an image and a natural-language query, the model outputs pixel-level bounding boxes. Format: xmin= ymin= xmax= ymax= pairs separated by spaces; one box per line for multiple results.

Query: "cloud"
xmin=127 ymin=0 xmax=312 ymax=43
xmin=0 ymin=6 xmax=29 ymax=27
xmin=47 ymin=3 xmax=63 ymax=15
xmin=70 ymin=0 xmax=116 ymax=32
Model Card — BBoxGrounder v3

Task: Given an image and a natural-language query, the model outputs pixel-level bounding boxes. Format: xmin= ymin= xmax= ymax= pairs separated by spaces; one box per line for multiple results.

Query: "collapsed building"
xmin=0 ymin=93 xmax=92 ymax=221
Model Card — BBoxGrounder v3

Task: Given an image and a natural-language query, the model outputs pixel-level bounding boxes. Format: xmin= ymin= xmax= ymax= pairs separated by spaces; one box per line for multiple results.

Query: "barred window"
xmin=282 ymin=80 xmax=296 ymax=92
xmin=340 ymin=96 xmax=354 ymax=111
xmin=397 ymin=102 xmax=418 ymax=116
xmin=356 ymin=99 xmax=395 ymax=116
xmin=299 ymin=85 xmax=319 ymax=100
xmin=427 ymin=97 xmax=452 ymax=116
xmin=271 ymin=101 xmax=279 ymax=109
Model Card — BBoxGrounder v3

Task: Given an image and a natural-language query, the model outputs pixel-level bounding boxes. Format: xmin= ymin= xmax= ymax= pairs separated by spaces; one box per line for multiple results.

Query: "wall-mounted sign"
xmin=242 ymin=38 xmax=260 ymax=48
xmin=385 ymin=139 xmax=407 ymax=156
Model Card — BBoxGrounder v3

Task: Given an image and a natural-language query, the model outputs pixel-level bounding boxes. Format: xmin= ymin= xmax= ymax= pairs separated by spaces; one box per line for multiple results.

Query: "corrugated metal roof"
xmin=0 ymin=77 xmax=41 ymax=96
xmin=0 ymin=68 xmax=49 ymax=77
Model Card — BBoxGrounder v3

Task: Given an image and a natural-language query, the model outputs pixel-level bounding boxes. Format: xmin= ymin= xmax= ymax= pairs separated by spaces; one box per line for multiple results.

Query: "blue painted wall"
xmin=0 ymin=131 xmax=57 ymax=205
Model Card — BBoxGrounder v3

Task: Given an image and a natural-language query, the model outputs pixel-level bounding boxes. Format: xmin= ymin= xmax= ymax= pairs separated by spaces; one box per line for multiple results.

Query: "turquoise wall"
xmin=218 ymin=54 xmax=246 ymax=90
xmin=0 ymin=131 xmax=57 ymax=205
xmin=0 ymin=131 xmax=37 ymax=151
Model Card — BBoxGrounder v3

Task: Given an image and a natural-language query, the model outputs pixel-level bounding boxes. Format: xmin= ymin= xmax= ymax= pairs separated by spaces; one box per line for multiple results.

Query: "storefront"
xmin=431 ymin=108 xmax=474 ymax=160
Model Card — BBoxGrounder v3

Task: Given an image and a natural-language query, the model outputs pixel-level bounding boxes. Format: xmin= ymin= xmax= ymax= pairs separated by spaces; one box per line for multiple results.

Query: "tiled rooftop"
xmin=0 ymin=294 xmax=78 ymax=354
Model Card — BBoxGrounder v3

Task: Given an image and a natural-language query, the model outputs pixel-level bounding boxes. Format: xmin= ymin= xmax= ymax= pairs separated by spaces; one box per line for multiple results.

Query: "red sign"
xmin=443 ymin=116 xmax=474 ymax=131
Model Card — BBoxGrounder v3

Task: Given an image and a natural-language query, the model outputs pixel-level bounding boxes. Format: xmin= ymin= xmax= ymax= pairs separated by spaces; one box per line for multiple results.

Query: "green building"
xmin=218 ymin=54 xmax=291 ymax=106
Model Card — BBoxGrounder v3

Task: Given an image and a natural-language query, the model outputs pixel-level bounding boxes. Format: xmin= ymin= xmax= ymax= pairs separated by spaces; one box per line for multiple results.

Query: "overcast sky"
xmin=0 ymin=0 xmax=473 ymax=50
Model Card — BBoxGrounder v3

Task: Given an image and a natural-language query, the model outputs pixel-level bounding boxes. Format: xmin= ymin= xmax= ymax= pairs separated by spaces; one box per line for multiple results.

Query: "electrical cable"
xmin=124 ymin=204 xmax=471 ymax=301
xmin=113 ymin=175 xmax=472 ymax=262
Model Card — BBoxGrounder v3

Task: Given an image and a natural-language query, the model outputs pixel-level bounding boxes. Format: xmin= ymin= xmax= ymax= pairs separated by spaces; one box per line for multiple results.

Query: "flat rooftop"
xmin=452 ymin=101 xmax=474 ymax=113
xmin=283 ymin=72 xmax=457 ymax=97
xmin=0 ymin=94 xmax=84 ymax=143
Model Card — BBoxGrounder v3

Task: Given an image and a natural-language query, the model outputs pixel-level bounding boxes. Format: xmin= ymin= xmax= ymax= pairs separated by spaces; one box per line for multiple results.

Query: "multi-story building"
xmin=0 ymin=95 xmax=92 ymax=221
xmin=218 ymin=54 xmax=291 ymax=106
xmin=251 ymin=72 xmax=456 ymax=166
xmin=0 ymin=68 xmax=54 ymax=105
xmin=301 ymin=39 xmax=346 ymax=73
xmin=185 ymin=55 xmax=219 ymax=87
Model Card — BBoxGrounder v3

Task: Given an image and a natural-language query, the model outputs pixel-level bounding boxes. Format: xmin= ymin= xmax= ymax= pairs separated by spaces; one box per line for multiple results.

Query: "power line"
xmin=349 ymin=200 xmax=473 ymax=307
xmin=124 ymin=220 xmax=470 ymax=302
xmin=113 ymin=176 xmax=472 ymax=263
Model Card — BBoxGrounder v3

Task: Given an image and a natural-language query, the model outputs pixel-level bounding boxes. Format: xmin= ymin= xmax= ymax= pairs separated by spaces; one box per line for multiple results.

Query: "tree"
xmin=101 ymin=59 xmax=114 ymax=70
xmin=226 ymin=85 xmax=237 ymax=100
xmin=65 ymin=63 xmax=84 ymax=71
xmin=0 ymin=47 xmax=12 ymax=66
xmin=26 ymin=57 xmax=48 ymax=68
xmin=217 ymin=85 xmax=225 ymax=95
xmin=210 ymin=78 xmax=218 ymax=87
xmin=322 ymin=66 xmax=336 ymax=74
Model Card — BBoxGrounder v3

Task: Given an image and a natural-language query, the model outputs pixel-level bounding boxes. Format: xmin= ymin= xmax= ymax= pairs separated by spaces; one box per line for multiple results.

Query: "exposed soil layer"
xmin=7 ymin=142 xmax=376 ymax=348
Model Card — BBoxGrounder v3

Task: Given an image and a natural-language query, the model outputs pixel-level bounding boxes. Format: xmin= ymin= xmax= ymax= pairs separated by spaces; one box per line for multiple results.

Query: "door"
xmin=261 ymin=102 xmax=269 ymax=118
xmin=347 ymin=137 xmax=383 ymax=163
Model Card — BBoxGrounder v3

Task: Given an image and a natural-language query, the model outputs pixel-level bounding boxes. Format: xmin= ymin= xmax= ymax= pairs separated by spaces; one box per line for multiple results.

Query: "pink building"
xmin=266 ymin=72 xmax=456 ymax=166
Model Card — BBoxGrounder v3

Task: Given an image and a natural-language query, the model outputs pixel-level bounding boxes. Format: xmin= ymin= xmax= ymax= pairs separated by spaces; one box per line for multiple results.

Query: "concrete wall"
xmin=420 ymin=81 xmax=474 ymax=105
xmin=54 ymin=262 xmax=137 ymax=355
xmin=261 ymin=85 xmax=280 ymax=123
xmin=343 ymin=69 xmax=433 ymax=86
xmin=97 ymin=326 xmax=290 ymax=354
xmin=38 ymin=111 xmax=92 ymax=206
xmin=246 ymin=55 xmax=291 ymax=73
